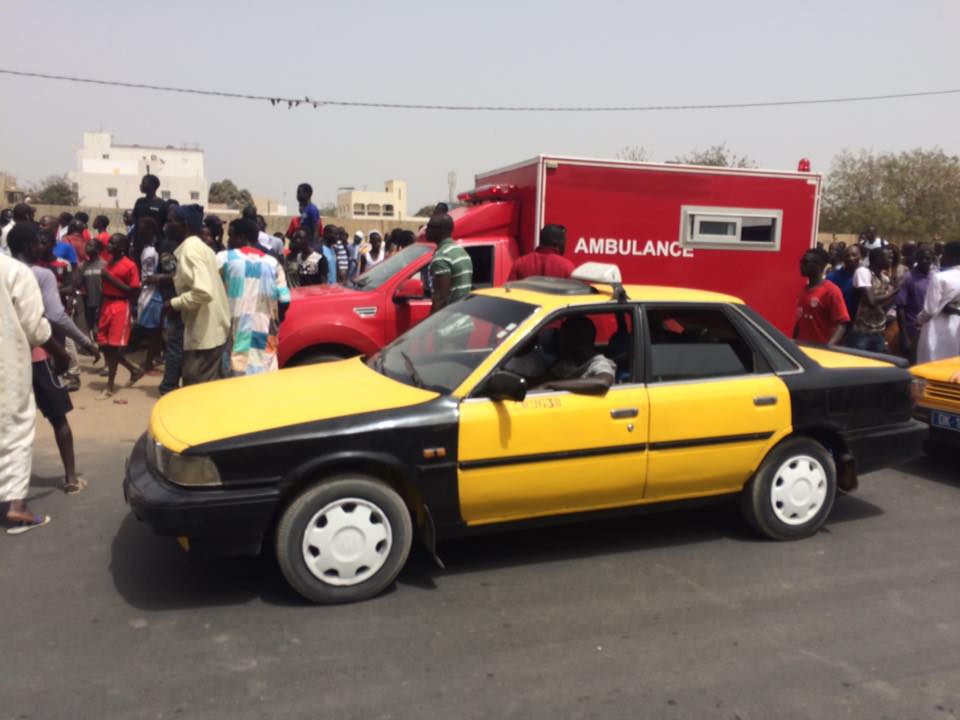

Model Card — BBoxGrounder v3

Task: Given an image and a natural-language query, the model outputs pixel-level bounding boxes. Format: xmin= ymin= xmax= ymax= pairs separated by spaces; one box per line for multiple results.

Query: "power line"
xmin=3 ymin=67 xmax=960 ymax=112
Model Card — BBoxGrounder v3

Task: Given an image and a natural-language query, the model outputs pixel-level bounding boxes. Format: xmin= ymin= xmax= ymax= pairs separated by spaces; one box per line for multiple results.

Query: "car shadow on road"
xmin=893 ymin=453 xmax=959 ymax=489
xmin=397 ymin=493 xmax=885 ymax=590
xmin=110 ymin=513 xmax=303 ymax=611
xmin=110 ymin=494 xmax=886 ymax=610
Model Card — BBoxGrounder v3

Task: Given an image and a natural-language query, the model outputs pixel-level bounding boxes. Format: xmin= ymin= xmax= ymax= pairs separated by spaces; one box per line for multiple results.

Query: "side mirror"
xmin=485 ymin=370 xmax=527 ymax=402
xmin=394 ymin=277 xmax=425 ymax=302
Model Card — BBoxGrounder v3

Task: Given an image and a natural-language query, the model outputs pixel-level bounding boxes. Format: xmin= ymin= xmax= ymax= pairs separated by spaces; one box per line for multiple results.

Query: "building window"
xmin=107 ymin=187 xmax=118 ymax=198
xmin=680 ymin=206 xmax=782 ymax=251
xmin=366 ymin=203 xmax=381 ymax=216
xmin=102 ymin=153 xmax=110 ymax=160
xmin=161 ymin=191 xmax=171 ymax=201
xmin=353 ymin=203 xmax=365 ymax=216
xmin=190 ymin=191 xmax=200 ymax=200
xmin=383 ymin=204 xmax=395 ymax=217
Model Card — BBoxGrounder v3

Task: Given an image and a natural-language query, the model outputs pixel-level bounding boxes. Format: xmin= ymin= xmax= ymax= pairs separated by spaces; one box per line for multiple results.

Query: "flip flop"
xmin=6 ymin=514 xmax=51 ymax=535
xmin=64 ymin=478 xmax=88 ymax=495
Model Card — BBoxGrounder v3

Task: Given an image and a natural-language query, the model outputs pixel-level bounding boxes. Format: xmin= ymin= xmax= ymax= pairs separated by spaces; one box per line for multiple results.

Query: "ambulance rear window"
xmin=681 ymin=206 xmax=782 ymax=251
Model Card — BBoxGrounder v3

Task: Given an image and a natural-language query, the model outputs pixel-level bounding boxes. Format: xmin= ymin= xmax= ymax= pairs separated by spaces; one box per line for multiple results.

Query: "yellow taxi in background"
xmin=125 ymin=264 xmax=927 ymax=604
xmin=911 ymin=356 xmax=960 ymax=455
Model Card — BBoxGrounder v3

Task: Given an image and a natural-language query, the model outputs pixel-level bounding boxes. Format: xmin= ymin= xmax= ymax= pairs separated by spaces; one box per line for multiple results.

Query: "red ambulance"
xmin=278 ymin=154 xmax=820 ymax=367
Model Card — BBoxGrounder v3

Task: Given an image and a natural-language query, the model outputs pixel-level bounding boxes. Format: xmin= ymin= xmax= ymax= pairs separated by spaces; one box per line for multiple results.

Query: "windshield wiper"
xmin=399 ymin=350 xmax=426 ymax=389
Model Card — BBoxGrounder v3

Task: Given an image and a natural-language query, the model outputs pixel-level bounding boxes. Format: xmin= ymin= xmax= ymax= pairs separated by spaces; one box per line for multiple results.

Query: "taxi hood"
xmin=910 ymin=355 xmax=960 ymax=382
xmin=150 ymin=357 xmax=438 ymax=453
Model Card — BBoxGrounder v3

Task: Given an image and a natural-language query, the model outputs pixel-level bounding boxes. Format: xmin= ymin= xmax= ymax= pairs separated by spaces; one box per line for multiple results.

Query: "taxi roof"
xmin=475 ymin=278 xmax=743 ymax=308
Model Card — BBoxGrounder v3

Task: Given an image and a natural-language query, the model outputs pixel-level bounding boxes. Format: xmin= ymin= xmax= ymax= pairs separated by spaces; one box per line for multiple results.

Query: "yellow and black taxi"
xmin=125 ymin=264 xmax=927 ymax=603
xmin=910 ymin=355 xmax=960 ymax=455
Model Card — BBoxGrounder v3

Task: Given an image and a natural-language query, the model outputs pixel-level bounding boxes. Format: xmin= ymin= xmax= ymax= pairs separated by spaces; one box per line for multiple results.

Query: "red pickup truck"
xmin=278 ymin=201 xmax=521 ymax=366
xmin=278 ymin=154 xmax=820 ymax=367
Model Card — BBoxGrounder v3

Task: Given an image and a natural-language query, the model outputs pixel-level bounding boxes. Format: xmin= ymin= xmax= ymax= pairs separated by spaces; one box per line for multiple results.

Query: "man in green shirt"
xmin=427 ymin=213 xmax=472 ymax=314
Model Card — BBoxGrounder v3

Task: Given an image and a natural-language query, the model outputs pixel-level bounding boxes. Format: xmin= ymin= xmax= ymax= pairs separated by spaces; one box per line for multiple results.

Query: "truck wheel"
xmin=740 ymin=436 xmax=837 ymax=541
xmin=276 ymin=476 xmax=413 ymax=604
xmin=287 ymin=348 xmax=357 ymax=366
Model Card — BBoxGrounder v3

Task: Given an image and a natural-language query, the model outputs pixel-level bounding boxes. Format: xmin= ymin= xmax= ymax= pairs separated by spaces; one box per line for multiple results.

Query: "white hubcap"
xmin=770 ymin=454 xmax=828 ymax=526
xmin=301 ymin=498 xmax=393 ymax=586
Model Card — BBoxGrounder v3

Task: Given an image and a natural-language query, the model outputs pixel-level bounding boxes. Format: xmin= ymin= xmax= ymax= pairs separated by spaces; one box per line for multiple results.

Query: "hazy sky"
xmin=2 ymin=0 xmax=959 ymax=212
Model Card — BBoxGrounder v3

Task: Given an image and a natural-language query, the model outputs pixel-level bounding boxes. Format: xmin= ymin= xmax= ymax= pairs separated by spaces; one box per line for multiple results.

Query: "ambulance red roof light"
xmin=457 ymin=184 xmax=519 ymax=204
xmin=798 ymin=158 xmax=811 ymax=172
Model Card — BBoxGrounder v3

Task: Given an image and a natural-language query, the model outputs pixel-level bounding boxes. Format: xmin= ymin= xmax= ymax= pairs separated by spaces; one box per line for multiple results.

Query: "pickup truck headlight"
xmin=911 ymin=378 xmax=927 ymax=405
xmin=147 ymin=434 xmax=222 ymax=487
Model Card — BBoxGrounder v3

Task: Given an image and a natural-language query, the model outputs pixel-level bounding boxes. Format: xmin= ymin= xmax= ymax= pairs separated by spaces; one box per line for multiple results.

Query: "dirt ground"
xmin=32 ymin=349 xmax=158 ymax=494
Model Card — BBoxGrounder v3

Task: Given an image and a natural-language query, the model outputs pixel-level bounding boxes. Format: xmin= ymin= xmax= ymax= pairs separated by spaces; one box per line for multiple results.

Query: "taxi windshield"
xmin=368 ymin=295 xmax=537 ymax=394
xmin=353 ymin=244 xmax=432 ymax=290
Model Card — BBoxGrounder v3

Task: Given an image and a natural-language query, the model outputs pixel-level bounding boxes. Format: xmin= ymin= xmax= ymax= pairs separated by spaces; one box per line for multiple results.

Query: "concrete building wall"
xmin=337 ymin=179 xmax=408 ymax=220
xmin=68 ymin=132 xmax=207 ymax=209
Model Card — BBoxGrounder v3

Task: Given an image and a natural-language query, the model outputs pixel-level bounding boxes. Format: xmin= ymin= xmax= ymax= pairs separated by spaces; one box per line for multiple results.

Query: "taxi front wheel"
xmin=740 ymin=437 xmax=837 ymax=541
xmin=276 ymin=476 xmax=413 ymax=604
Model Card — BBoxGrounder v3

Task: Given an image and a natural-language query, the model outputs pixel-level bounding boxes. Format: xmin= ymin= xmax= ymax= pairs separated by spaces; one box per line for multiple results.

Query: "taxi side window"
xmin=645 ymin=306 xmax=762 ymax=383
xmin=504 ymin=309 xmax=635 ymax=390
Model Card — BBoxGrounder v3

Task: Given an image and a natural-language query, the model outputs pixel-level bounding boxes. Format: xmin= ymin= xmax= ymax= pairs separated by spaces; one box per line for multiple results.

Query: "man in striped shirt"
xmin=427 ymin=214 xmax=472 ymax=314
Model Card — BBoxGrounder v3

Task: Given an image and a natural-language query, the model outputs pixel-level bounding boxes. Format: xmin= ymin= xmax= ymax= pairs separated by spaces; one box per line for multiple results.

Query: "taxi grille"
xmin=926 ymin=381 xmax=960 ymax=405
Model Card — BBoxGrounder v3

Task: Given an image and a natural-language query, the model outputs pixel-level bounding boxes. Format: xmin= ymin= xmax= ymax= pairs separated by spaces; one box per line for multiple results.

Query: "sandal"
xmin=6 ymin=513 xmax=51 ymax=535
xmin=64 ymin=478 xmax=88 ymax=495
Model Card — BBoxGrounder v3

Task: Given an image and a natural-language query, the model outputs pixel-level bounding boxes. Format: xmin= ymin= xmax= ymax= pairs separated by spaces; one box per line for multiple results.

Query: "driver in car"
xmin=508 ymin=316 xmax=616 ymax=394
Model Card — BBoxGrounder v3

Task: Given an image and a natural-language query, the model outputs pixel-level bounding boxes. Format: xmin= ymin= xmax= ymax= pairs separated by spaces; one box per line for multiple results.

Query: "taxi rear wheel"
xmin=276 ymin=476 xmax=413 ymax=604
xmin=741 ymin=437 xmax=837 ymax=541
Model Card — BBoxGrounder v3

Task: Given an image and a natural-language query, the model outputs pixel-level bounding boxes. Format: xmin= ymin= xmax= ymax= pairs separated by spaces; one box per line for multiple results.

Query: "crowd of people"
xmin=0 ymin=176 xmax=462 ymax=533
xmin=794 ymin=226 xmax=960 ymax=365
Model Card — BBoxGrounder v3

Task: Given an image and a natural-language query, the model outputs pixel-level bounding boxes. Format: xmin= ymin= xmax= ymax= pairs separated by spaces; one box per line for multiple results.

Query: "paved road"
xmin=2 ymin=372 xmax=959 ymax=719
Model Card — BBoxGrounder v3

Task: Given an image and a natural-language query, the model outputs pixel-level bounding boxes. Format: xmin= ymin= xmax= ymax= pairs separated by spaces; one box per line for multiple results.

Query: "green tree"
xmin=820 ymin=148 xmax=960 ymax=240
xmin=673 ymin=143 xmax=757 ymax=168
xmin=208 ymin=178 xmax=254 ymax=209
xmin=32 ymin=174 xmax=78 ymax=205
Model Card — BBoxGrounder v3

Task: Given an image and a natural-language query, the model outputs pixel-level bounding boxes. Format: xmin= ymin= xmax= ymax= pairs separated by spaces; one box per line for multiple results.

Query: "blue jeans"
xmin=159 ymin=314 xmax=184 ymax=396
xmin=845 ymin=331 xmax=886 ymax=354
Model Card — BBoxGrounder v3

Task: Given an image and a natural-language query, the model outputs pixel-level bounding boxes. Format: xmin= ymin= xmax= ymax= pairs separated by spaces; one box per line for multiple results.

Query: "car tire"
xmin=740 ymin=436 xmax=837 ymax=541
xmin=276 ymin=476 xmax=413 ymax=604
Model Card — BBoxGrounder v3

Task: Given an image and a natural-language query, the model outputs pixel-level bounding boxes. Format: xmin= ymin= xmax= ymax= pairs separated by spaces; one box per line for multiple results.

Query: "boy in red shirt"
xmin=794 ymin=248 xmax=849 ymax=346
xmin=98 ymin=233 xmax=144 ymax=397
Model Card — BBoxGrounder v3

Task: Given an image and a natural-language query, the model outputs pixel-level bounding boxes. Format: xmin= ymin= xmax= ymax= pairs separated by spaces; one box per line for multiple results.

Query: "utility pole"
xmin=447 ymin=171 xmax=457 ymax=205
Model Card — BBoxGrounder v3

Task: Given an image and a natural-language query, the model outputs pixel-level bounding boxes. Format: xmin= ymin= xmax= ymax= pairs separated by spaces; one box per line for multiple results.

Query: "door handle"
xmin=610 ymin=408 xmax=639 ymax=419
xmin=753 ymin=396 xmax=778 ymax=407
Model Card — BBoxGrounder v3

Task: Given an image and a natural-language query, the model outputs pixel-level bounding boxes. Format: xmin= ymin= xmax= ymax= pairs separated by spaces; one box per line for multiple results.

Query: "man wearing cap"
xmin=508 ymin=224 xmax=575 ymax=281
xmin=164 ymin=204 xmax=230 ymax=386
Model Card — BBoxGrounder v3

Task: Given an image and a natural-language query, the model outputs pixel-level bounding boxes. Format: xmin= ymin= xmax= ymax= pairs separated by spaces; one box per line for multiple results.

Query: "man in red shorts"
xmin=98 ymin=233 xmax=144 ymax=398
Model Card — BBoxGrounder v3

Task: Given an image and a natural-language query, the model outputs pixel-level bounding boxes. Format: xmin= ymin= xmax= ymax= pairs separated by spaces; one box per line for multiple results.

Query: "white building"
xmin=337 ymin=180 xmax=408 ymax=220
xmin=68 ymin=132 xmax=207 ymax=209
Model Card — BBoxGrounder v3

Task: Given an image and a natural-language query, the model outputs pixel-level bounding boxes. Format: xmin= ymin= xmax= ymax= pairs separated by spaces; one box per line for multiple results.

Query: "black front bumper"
xmin=913 ymin=407 xmax=960 ymax=450
xmin=841 ymin=419 xmax=929 ymax=474
xmin=124 ymin=434 xmax=281 ymax=555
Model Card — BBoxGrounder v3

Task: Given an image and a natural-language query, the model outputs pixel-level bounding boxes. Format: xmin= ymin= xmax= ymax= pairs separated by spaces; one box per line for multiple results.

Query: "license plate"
xmin=932 ymin=411 xmax=960 ymax=432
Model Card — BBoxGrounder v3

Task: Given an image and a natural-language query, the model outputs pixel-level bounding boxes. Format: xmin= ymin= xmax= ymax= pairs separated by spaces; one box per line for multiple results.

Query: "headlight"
xmin=911 ymin=378 xmax=927 ymax=405
xmin=146 ymin=434 xmax=221 ymax=487
xmin=166 ymin=454 xmax=222 ymax=487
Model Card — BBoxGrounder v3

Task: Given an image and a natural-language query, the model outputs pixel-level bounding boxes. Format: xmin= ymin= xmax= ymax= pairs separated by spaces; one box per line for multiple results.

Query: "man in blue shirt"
xmin=320 ymin=225 xmax=338 ymax=284
xmin=296 ymin=183 xmax=321 ymax=251
xmin=827 ymin=244 xmax=862 ymax=325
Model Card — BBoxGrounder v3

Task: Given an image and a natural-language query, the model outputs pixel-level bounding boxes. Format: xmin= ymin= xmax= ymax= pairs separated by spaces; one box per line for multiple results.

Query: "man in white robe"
xmin=917 ymin=241 xmax=960 ymax=364
xmin=0 ymin=253 xmax=68 ymax=533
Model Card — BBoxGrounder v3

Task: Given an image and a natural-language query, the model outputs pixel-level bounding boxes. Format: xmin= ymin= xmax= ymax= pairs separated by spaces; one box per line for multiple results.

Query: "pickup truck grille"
xmin=926 ymin=380 xmax=960 ymax=405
